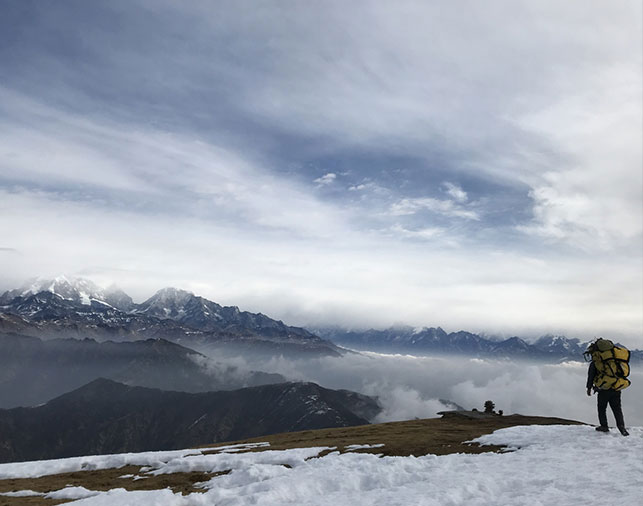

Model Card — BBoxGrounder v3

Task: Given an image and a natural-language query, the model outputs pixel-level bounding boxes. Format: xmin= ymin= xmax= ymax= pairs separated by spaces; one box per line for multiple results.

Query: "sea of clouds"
xmin=219 ymin=351 xmax=643 ymax=427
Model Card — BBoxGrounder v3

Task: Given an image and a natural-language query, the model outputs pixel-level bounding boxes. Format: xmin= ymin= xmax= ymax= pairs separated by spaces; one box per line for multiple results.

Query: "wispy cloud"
xmin=389 ymin=198 xmax=480 ymax=221
xmin=0 ymin=89 xmax=348 ymax=241
xmin=514 ymin=67 xmax=643 ymax=250
xmin=443 ymin=182 xmax=468 ymax=203
xmin=389 ymin=224 xmax=444 ymax=241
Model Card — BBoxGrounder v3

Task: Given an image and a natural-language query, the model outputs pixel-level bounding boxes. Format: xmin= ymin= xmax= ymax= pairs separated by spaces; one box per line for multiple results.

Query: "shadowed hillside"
xmin=0 ymin=379 xmax=379 ymax=463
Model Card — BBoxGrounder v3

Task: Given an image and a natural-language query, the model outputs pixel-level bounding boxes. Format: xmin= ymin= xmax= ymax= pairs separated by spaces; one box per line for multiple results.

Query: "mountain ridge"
xmin=2 ymin=277 xmax=640 ymax=362
xmin=0 ymin=277 xmax=341 ymax=358
xmin=314 ymin=325 xmax=643 ymax=362
xmin=0 ymin=332 xmax=285 ymax=409
xmin=0 ymin=378 xmax=380 ymax=463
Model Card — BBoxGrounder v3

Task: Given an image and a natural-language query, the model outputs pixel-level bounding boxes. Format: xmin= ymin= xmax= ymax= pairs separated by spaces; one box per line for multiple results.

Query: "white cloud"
xmin=199 ymin=1 xmax=640 ymax=184
xmin=177 ymin=1 xmax=640 ymax=254
xmin=389 ymin=224 xmax=444 ymax=241
xmin=313 ymin=173 xmax=337 ymax=186
xmin=443 ymin=182 xmax=468 ymax=203
xmin=0 ymin=89 xmax=347 ymax=241
xmin=347 ymin=181 xmax=390 ymax=197
xmin=515 ymin=66 xmax=642 ymax=250
xmin=389 ymin=198 xmax=480 ymax=221
xmin=1 ymin=184 xmax=642 ymax=342
xmin=223 ymin=352 xmax=643 ymax=426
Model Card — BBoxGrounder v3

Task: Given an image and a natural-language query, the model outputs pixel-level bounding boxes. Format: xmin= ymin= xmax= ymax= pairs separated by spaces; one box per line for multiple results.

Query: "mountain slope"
xmin=138 ymin=287 xmax=318 ymax=339
xmin=0 ymin=333 xmax=283 ymax=408
xmin=0 ymin=277 xmax=341 ymax=357
xmin=0 ymin=378 xmax=379 ymax=463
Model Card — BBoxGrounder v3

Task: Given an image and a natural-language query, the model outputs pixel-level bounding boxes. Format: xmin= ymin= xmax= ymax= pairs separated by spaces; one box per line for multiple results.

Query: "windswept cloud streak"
xmin=0 ymin=89 xmax=349 ymax=240
xmin=389 ymin=197 xmax=480 ymax=221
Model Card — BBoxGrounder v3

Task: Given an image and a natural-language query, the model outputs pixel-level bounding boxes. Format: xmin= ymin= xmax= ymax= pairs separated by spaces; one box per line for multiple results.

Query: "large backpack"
xmin=584 ymin=338 xmax=631 ymax=391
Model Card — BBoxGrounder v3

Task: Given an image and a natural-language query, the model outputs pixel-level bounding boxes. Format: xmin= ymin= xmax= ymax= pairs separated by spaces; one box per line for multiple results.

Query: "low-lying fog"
xmin=216 ymin=351 xmax=643 ymax=427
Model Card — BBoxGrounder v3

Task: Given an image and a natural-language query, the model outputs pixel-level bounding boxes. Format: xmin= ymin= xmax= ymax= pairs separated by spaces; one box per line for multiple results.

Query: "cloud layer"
xmin=0 ymin=0 xmax=641 ymax=341
xmin=229 ymin=352 xmax=643 ymax=427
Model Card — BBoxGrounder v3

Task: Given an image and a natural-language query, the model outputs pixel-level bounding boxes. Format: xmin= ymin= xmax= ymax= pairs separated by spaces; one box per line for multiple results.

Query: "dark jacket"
xmin=587 ymin=362 xmax=597 ymax=390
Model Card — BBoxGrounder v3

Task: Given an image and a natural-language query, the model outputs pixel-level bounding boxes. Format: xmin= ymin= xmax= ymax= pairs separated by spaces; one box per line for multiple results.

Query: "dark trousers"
xmin=597 ymin=389 xmax=625 ymax=428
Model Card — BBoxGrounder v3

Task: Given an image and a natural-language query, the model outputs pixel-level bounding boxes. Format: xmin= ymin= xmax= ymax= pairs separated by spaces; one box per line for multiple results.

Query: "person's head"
xmin=583 ymin=337 xmax=615 ymax=361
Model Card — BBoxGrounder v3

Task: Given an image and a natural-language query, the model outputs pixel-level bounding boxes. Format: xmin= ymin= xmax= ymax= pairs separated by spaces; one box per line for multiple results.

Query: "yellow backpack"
xmin=585 ymin=338 xmax=631 ymax=391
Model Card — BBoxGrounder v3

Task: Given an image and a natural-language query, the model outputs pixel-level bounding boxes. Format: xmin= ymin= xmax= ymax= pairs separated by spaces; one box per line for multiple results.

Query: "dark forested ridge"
xmin=0 ymin=378 xmax=380 ymax=463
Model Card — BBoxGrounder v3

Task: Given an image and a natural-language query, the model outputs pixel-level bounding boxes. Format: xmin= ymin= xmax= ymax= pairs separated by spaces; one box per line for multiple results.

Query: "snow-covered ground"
xmin=1 ymin=425 xmax=640 ymax=505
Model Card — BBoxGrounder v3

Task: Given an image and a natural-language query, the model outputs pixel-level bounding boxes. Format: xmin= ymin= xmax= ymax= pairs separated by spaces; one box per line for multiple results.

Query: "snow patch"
xmin=46 ymin=486 xmax=99 ymax=500
xmin=207 ymin=442 xmax=271 ymax=454
xmin=344 ymin=444 xmax=385 ymax=451
xmin=0 ymin=490 xmax=44 ymax=497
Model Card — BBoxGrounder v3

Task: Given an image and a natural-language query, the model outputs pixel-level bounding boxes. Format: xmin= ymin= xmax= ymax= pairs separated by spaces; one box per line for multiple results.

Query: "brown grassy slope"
xmin=0 ymin=414 xmax=583 ymax=506
xmin=201 ymin=413 xmax=584 ymax=457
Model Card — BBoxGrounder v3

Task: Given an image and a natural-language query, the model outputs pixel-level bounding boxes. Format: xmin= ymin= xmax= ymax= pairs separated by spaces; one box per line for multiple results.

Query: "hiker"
xmin=585 ymin=338 xmax=630 ymax=436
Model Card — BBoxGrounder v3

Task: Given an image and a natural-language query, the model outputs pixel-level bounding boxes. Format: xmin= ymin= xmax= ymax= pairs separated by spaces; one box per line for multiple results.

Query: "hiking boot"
xmin=595 ymin=426 xmax=609 ymax=432
xmin=618 ymin=426 xmax=629 ymax=436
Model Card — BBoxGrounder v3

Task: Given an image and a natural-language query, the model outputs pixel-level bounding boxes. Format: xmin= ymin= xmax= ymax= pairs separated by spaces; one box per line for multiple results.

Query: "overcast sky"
xmin=1 ymin=0 xmax=641 ymax=342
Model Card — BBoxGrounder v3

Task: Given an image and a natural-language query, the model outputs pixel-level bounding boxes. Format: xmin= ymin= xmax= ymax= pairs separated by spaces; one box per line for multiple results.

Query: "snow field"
xmin=1 ymin=425 xmax=641 ymax=505
xmin=0 ymin=486 xmax=99 ymax=500
xmin=0 ymin=443 xmax=269 ymax=480
xmin=0 ymin=448 xmax=204 ymax=480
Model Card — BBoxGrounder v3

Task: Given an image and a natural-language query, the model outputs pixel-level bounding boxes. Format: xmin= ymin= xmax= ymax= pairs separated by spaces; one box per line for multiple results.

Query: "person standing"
xmin=585 ymin=338 xmax=630 ymax=436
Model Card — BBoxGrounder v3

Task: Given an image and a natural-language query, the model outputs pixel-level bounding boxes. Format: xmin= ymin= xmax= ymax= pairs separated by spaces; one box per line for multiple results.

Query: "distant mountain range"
xmin=0 ymin=378 xmax=380 ymax=463
xmin=0 ymin=276 xmax=341 ymax=358
xmin=1 ymin=276 xmax=639 ymax=363
xmin=0 ymin=332 xmax=284 ymax=409
xmin=315 ymin=326 xmax=643 ymax=362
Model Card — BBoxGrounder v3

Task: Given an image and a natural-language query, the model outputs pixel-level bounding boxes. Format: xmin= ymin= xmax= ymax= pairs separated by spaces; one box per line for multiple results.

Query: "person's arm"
xmin=586 ymin=362 xmax=596 ymax=395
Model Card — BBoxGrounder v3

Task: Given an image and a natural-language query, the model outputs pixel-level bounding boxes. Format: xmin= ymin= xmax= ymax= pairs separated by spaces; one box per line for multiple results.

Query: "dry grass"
xmin=0 ymin=414 xmax=583 ymax=505
xmin=203 ymin=413 xmax=583 ymax=457
xmin=0 ymin=466 xmax=228 ymax=505
xmin=0 ymin=498 xmax=69 ymax=506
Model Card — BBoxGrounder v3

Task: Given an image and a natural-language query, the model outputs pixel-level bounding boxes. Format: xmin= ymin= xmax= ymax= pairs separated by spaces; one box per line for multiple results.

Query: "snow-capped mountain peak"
xmin=14 ymin=276 xmax=104 ymax=305
xmin=102 ymin=284 xmax=135 ymax=312
xmin=137 ymin=287 xmax=197 ymax=316
xmin=150 ymin=287 xmax=195 ymax=302
xmin=534 ymin=334 xmax=583 ymax=354
xmin=0 ymin=276 xmax=138 ymax=312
